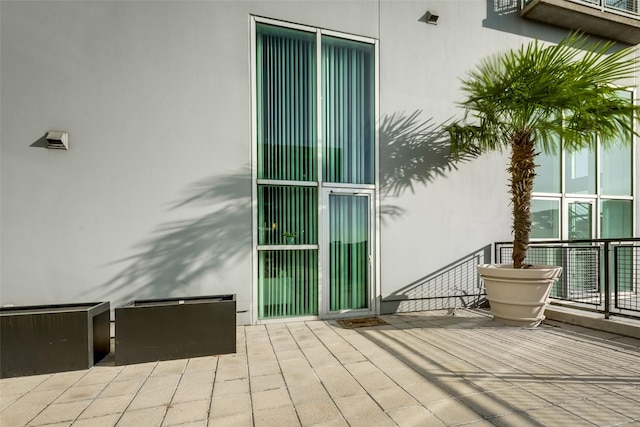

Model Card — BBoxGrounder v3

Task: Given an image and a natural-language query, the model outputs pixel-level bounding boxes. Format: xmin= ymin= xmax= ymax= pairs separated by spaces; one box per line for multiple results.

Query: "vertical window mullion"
xmin=282 ymin=38 xmax=287 ymax=181
xmin=340 ymin=47 xmax=346 ymax=182
xmin=299 ymin=40 xmax=303 ymax=181
xmin=358 ymin=51 xmax=364 ymax=182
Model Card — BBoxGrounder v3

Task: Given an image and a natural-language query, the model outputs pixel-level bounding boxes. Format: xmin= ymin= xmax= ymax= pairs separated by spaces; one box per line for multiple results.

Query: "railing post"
xmin=604 ymin=241 xmax=610 ymax=319
xmin=494 ymin=238 xmax=640 ymax=319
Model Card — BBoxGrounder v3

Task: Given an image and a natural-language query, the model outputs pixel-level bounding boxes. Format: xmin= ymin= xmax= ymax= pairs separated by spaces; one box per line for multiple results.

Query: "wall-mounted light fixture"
xmin=424 ymin=11 xmax=439 ymax=25
xmin=46 ymin=131 xmax=68 ymax=150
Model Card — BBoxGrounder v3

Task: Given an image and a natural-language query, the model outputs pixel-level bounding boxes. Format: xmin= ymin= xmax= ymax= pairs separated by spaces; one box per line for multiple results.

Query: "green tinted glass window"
xmin=601 ymin=144 xmax=632 ymax=196
xmin=322 ymin=36 xmax=374 ymax=184
xmin=601 ymin=199 xmax=632 ymax=238
xmin=257 ymin=186 xmax=317 ymax=245
xmin=258 ymin=250 xmax=318 ymax=319
xmin=256 ymin=24 xmax=317 ymax=181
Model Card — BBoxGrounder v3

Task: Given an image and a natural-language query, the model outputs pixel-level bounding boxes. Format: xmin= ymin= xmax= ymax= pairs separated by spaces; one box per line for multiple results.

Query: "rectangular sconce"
xmin=46 ymin=131 xmax=68 ymax=150
xmin=425 ymin=11 xmax=439 ymax=25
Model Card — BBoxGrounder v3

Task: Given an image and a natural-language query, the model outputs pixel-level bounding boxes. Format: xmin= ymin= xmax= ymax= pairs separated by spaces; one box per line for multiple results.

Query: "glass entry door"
xmin=564 ymin=199 xmax=599 ymax=296
xmin=566 ymin=200 xmax=595 ymax=240
xmin=324 ymin=190 xmax=374 ymax=315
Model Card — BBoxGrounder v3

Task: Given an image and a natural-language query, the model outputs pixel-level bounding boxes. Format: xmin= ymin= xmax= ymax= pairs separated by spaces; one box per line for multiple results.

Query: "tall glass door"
xmin=566 ymin=200 xmax=595 ymax=240
xmin=324 ymin=190 xmax=373 ymax=314
xmin=564 ymin=199 xmax=598 ymax=296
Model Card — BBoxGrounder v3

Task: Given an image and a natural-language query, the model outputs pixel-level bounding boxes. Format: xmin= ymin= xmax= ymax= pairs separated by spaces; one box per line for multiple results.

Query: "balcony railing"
xmin=571 ymin=0 xmax=637 ymax=16
xmin=496 ymin=238 xmax=640 ymax=320
xmin=524 ymin=0 xmax=639 ymax=16
xmin=521 ymin=0 xmax=640 ymax=44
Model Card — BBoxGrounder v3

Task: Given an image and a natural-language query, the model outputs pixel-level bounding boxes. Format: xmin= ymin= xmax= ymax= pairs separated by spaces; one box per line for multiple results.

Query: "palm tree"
xmin=447 ymin=33 xmax=640 ymax=269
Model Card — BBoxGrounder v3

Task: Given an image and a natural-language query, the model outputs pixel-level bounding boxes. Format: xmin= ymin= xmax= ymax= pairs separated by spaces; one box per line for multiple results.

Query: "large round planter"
xmin=478 ymin=264 xmax=563 ymax=328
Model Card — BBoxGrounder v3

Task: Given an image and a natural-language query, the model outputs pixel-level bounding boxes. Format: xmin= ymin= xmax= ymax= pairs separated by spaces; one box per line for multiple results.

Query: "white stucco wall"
xmin=0 ymin=0 xmax=381 ymax=324
xmin=1 ymin=0 xmax=637 ymax=323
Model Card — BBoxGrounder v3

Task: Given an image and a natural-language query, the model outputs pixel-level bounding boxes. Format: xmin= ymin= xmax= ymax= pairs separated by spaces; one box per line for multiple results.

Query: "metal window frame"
xmin=250 ymin=16 xmax=380 ymax=324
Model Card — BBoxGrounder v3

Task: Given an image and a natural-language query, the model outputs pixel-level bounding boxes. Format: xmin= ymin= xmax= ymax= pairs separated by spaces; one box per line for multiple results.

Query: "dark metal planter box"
xmin=115 ymin=294 xmax=236 ymax=366
xmin=0 ymin=302 xmax=111 ymax=378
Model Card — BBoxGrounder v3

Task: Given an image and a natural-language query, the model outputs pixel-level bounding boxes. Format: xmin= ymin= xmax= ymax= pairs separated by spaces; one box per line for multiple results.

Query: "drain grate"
xmin=336 ymin=317 xmax=388 ymax=329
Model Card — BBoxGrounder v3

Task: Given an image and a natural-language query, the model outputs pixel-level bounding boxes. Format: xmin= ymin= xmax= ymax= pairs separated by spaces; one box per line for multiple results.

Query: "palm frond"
xmin=448 ymin=31 xmax=640 ymax=156
xmin=447 ymin=31 xmax=639 ymax=268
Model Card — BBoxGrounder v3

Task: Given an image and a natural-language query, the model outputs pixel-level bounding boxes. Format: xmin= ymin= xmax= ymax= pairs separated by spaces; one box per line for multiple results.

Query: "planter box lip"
xmin=0 ymin=301 xmax=109 ymax=316
xmin=478 ymin=264 xmax=563 ymax=281
xmin=478 ymin=263 xmax=562 ymax=271
xmin=118 ymin=294 xmax=236 ymax=309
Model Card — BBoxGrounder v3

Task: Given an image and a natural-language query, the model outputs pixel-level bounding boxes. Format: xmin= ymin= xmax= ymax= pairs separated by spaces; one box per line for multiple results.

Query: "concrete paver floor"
xmin=1 ymin=309 xmax=639 ymax=426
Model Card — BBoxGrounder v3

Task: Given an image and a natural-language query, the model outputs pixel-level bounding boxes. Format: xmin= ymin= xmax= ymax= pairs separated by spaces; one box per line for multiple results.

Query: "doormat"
xmin=337 ymin=317 xmax=388 ymax=329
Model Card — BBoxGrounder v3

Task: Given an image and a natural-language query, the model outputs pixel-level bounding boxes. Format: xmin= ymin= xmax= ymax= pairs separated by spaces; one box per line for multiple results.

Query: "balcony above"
xmin=521 ymin=0 xmax=640 ymax=45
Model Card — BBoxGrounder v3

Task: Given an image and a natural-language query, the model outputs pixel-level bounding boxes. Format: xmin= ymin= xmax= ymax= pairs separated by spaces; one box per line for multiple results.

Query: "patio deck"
xmin=1 ymin=309 xmax=639 ymax=426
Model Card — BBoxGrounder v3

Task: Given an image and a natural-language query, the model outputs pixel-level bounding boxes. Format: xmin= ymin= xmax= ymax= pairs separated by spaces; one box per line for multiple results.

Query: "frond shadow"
xmin=89 ymin=168 xmax=252 ymax=307
xmin=379 ymin=111 xmax=481 ymax=220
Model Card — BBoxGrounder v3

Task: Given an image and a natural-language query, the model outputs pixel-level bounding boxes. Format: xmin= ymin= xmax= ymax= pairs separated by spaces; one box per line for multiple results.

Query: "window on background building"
xmin=601 ymin=199 xmax=633 ymax=238
xmin=255 ymin=20 xmax=376 ymax=320
xmin=601 ymin=144 xmax=632 ymax=196
xmin=531 ymin=90 xmax=635 ymax=240
xmin=531 ymin=198 xmax=561 ymax=239
xmin=564 ymin=143 xmax=597 ymax=195
xmin=534 ymin=146 xmax=561 ymax=194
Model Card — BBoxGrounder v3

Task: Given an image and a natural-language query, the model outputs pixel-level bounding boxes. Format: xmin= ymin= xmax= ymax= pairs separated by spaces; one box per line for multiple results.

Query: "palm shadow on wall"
xmin=91 ymin=168 xmax=252 ymax=307
xmin=379 ymin=110 xmax=480 ymax=219
xmin=379 ymin=111 xmax=488 ymax=312
xmin=93 ymin=112 xmax=479 ymax=308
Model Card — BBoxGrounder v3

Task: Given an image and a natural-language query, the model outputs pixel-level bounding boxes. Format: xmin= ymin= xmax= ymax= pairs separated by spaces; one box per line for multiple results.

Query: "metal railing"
xmin=382 ymin=246 xmax=490 ymax=313
xmin=496 ymin=238 xmax=640 ymax=319
xmin=523 ymin=0 xmax=640 ymax=17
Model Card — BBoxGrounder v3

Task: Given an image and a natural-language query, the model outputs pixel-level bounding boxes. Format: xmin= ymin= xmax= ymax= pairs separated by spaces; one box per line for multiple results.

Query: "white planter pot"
xmin=478 ymin=264 xmax=563 ymax=328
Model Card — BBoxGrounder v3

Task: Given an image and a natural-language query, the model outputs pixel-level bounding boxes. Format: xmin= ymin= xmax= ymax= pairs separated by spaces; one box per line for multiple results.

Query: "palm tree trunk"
xmin=509 ymin=130 xmax=536 ymax=269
